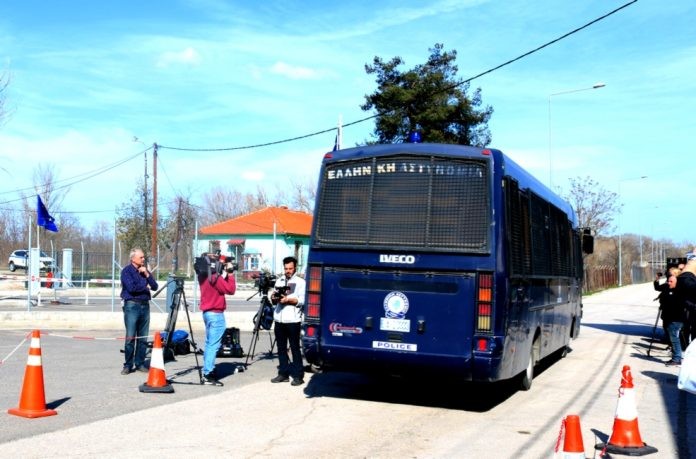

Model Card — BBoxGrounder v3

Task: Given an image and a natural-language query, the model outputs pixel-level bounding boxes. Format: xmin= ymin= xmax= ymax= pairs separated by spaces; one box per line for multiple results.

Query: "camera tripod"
xmin=244 ymin=288 xmax=276 ymax=368
xmin=153 ymin=277 xmax=203 ymax=383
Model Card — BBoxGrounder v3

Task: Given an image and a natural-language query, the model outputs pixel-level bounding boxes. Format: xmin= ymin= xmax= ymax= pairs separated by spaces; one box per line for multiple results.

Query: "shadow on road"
xmin=46 ymin=396 xmax=71 ymax=410
xmin=303 ymin=372 xmax=515 ymax=411
xmin=302 ymin=352 xmax=563 ymax=412
xmin=583 ymin=322 xmax=654 ymax=337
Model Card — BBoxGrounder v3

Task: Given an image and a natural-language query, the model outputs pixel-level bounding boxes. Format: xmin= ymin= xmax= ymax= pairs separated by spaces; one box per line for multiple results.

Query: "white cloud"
xmin=270 ymin=61 xmax=319 ymax=80
xmin=241 ymin=170 xmax=265 ymax=181
xmin=156 ymin=46 xmax=201 ymax=68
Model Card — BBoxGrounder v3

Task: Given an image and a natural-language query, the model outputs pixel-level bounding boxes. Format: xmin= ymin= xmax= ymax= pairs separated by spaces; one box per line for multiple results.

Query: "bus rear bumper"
xmin=303 ymin=338 xmax=505 ymax=381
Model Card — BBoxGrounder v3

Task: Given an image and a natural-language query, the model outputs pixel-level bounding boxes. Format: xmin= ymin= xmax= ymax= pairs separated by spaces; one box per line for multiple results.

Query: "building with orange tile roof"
xmin=196 ymin=206 xmax=312 ymax=278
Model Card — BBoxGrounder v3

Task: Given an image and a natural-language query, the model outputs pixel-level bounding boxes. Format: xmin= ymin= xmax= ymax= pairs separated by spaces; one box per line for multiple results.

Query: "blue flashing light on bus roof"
xmin=407 ymin=131 xmax=422 ymax=143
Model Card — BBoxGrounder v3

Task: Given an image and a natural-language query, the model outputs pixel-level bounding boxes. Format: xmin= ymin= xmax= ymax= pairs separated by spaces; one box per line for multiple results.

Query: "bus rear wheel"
xmin=519 ymin=339 xmax=539 ymax=391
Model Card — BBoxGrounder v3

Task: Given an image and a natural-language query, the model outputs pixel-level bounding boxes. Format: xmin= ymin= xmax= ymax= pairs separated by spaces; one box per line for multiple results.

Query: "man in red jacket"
xmin=197 ymin=252 xmax=237 ymax=386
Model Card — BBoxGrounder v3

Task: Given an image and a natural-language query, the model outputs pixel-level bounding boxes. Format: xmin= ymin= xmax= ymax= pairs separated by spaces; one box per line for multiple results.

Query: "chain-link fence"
xmin=583 ymin=265 xmax=617 ymax=293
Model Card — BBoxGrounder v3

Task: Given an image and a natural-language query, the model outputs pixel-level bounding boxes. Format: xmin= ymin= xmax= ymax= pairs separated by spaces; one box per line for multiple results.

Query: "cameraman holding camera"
xmin=270 ymin=256 xmax=306 ymax=386
xmin=197 ymin=252 xmax=237 ymax=386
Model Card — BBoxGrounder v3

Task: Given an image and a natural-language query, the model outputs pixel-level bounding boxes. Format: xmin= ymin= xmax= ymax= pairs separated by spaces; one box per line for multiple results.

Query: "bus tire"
xmin=309 ymin=363 xmax=323 ymax=374
xmin=570 ymin=316 xmax=581 ymax=339
xmin=519 ymin=338 xmax=539 ymax=391
xmin=560 ymin=345 xmax=569 ymax=358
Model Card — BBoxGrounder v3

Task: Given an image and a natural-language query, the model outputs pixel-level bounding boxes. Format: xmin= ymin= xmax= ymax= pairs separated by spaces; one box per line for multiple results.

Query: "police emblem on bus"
xmin=383 ymin=291 xmax=409 ymax=319
xmin=379 ymin=254 xmax=415 ymax=264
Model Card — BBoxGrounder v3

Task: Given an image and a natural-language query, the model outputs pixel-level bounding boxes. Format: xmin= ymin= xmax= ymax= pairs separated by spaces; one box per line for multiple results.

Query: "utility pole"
xmin=173 ymin=197 xmax=182 ymax=273
xmin=143 ymin=150 xmax=149 ymax=260
xmin=151 ymin=143 xmax=158 ymax=264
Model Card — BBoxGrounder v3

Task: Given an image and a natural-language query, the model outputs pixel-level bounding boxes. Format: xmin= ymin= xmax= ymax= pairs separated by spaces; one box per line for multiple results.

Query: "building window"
xmin=245 ymin=255 xmax=260 ymax=271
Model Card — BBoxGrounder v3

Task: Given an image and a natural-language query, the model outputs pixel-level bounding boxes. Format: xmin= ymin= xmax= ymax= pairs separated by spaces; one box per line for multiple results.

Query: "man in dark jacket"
xmin=120 ymin=248 xmax=158 ymax=375
xmin=677 ymin=252 xmax=696 ymax=347
xmin=657 ymin=273 xmax=686 ymax=366
xmin=654 ymin=267 xmax=685 ymax=348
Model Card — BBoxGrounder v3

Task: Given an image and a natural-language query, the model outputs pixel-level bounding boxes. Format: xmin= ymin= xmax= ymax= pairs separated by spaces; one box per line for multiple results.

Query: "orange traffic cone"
xmin=8 ymin=330 xmax=58 ymax=418
xmin=139 ymin=331 xmax=174 ymax=393
xmin=556 ymin=414 xmax=585 ymax=458
xmin=595 ymin=365 xmax=657 ymax=456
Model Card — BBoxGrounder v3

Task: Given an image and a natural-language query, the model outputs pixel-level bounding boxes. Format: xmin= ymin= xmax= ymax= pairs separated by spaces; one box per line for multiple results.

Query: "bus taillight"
xmin=306 ymin=265 xmax=322 ymax=321
xmin=307 ymin=295 xmax=320 ymax=317
xmin=476 ymin=273 xmax=493 ymax=332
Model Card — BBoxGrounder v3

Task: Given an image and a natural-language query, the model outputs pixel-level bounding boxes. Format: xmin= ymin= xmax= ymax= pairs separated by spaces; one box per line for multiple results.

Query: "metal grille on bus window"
xmin=315 ymin=155 xmax=490 ymax=252
xmin=530 ymin=193 xmax=552 ymax=276
xmin=506 ymin=179 xmax=532 ymax=276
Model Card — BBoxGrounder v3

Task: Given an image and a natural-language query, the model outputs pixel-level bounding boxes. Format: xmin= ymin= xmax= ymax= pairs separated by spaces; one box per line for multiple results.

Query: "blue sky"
xmin=0 ymin=0 xmax=694 ymax=244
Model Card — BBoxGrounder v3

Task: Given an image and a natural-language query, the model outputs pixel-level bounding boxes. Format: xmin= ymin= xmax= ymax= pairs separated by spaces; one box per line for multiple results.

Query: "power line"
xmin=0 ymin=147 xmax=151 ymax=206
xmin=159 ymin=0 xmax=637 ymax=153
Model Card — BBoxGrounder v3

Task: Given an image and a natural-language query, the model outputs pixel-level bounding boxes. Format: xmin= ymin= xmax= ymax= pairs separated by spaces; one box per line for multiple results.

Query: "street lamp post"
xmin=618 ymin=175 xmax=648 ymax=286
xmin=548 ymin=82 xmax=605 ymax=189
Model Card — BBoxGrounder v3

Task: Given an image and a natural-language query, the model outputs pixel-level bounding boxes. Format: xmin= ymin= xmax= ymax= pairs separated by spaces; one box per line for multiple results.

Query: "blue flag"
xmin=37 ymin=195 xmax=58 ymax=232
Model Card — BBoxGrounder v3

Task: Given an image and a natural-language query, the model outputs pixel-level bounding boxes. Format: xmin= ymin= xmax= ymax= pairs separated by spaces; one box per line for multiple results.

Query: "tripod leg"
xmin=244 ymin=298 xmax=266 ymax=367
xmin=267 ymin=333 xmax=276 ymax=358
xmin=647 ymin=308 xmax=661 ymax=357
xmin=161 ymin=290 xmax=181 ymax=363
xmin=180 ymin=290 xmax=203 ymax=381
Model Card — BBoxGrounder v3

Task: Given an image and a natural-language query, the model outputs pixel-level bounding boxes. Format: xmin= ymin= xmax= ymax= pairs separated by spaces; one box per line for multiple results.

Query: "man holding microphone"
xmin=120 ymin=248 xmax=158 ymax=375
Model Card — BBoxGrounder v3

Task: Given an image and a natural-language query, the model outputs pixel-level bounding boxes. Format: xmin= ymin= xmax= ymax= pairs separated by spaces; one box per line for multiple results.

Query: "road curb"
xmin=0 ymin=310 xmax=259 ymax=332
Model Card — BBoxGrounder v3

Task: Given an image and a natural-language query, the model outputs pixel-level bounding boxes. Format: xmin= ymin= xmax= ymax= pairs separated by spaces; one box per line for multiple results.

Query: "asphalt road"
xmin=0 ymin=282 xmax=694 ymax=458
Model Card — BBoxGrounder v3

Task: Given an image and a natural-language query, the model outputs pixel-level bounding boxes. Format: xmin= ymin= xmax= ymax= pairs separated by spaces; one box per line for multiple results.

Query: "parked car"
xmin=8 ymin=249 xmax=55 ymax=272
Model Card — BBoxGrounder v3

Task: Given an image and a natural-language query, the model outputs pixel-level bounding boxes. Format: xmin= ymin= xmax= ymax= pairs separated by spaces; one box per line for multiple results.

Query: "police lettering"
xmin=326 ymin=161 xmax=481 ymax=180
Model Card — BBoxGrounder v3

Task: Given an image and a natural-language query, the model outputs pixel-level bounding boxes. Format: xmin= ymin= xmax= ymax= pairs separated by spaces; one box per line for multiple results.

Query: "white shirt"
xmin=273 ymin=273 xmax=306 ymax=323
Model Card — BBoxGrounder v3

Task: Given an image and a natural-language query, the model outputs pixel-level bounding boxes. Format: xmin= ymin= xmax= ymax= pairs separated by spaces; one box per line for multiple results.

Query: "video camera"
xmin=271 ymin=285 xmax=291 ymax=304
xmin=194 ymin=251 xmax=238 ymax=277
xmin=253 ymin=272 xmax=277 ymax=294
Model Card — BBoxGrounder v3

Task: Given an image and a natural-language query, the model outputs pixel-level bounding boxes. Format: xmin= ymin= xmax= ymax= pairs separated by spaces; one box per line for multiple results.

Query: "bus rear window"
xmin=314 ymin=155 xmax=490 ymax=252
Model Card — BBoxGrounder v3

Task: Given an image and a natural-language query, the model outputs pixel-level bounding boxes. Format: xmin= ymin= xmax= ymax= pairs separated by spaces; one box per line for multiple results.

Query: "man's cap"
xmin=686 ymin=252 xmax=696 ymax=262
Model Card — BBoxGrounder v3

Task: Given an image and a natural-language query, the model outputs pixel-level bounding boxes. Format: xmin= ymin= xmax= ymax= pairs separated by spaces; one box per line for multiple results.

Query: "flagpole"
xmin=27 ymin=215 xmax=32 ymax=311
xmin=338 ymin=114 xmax=343 ymax=150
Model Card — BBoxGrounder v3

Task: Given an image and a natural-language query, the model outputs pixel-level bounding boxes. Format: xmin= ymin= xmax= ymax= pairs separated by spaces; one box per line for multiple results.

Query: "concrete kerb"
xmin=0 ymin=283 xmax=260 ymax=331
xmin=0 ymin=310 xmax=258 ymax=332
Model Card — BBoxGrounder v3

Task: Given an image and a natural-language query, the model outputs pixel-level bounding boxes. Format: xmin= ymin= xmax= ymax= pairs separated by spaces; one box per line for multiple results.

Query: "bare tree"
xmin=250 ymin=185 xmax=269 ymax=210
xmin=563 ymin=176 xmax=620 ymax=237
xmin=116 ymin=178 xmax=151 ymax=259
xmin=18 ymin=164 xmax=75 ymax=254
xmin=0 ymin=69 xmax=10 ymax=128
xmin=201 ymin=187 xmax=248 ymax=225
xmin=289 ymin=178 xmax=316 ymax=213
xmin=160 ymin=194 xmax=199 ymax=273
xmin=200 ymin=185 xmax=276 ymax=226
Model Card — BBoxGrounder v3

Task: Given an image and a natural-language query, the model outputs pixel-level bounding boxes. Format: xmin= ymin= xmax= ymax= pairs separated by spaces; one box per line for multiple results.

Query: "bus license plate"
xmin=380 ymin=318 xmax=410 ymax=332
xmin=373 ymin=341 xmax=417 ymax=352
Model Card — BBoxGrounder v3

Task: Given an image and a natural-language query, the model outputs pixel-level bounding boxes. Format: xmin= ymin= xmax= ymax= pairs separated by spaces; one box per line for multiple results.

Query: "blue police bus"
xmin=302 ymin=143 xmax=593 ymax=390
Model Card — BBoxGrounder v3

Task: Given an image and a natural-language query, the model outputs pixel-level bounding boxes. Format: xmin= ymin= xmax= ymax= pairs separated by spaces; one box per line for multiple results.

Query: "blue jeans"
xmin=123 ymin=301 xmax=150 ymax=369
xmin=203 ymin=311 xmax=226 ymax=375
xmin=667 ymin=321 xmax=684 ymax=362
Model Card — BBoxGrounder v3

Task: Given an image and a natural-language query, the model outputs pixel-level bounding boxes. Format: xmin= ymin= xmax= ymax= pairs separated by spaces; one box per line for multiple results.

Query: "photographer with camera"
xmin=270 ymin=256 xmax=306 ymax=386
xmin=196 ymin=251 xmax=237 ymax=386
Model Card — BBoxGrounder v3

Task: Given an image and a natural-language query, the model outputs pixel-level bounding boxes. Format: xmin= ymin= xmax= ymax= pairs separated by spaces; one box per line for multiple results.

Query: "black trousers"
xmin=274 ymin=321 xmax=304 ymax=380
